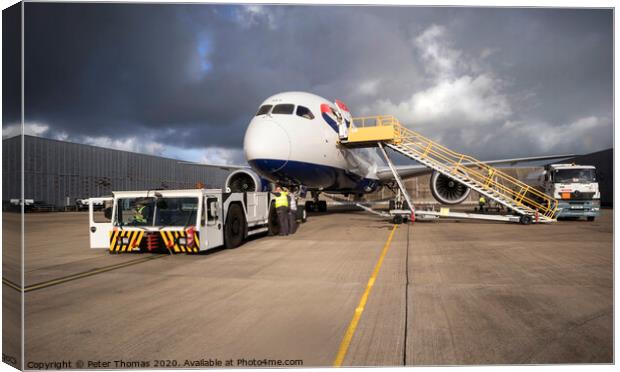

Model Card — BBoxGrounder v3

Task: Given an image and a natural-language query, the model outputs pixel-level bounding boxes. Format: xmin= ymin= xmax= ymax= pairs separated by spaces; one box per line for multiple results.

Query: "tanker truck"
xmin=539 ymin=163 xmax=600 ymax=221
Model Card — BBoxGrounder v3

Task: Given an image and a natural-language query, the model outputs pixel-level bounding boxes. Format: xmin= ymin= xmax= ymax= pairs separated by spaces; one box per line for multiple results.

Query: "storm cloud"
xmin=10 ymin=4 xmax=613 ymax=164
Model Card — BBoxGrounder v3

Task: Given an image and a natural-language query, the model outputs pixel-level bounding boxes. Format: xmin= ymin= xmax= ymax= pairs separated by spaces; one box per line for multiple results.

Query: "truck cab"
xmin=88 ymin=189 xmax=271 ymax=253
xmin=542 ymin=164 xmax=600 ymax=220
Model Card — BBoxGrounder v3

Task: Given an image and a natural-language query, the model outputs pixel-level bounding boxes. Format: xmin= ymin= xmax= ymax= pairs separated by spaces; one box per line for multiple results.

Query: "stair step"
xmin=388 ymin=144 xmax=549 ymax=217
xmin=395 ymin=154 xmax=548 ymax=206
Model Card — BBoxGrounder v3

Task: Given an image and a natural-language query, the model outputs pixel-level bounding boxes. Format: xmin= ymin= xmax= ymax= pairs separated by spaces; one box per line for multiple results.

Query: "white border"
xmin=0 ymin=2 xmax=615 ymax=372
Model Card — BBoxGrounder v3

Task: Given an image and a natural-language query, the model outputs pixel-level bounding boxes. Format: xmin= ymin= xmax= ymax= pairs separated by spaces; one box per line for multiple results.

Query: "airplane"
xmin=222 ymin=91 xmax=572 ymax=213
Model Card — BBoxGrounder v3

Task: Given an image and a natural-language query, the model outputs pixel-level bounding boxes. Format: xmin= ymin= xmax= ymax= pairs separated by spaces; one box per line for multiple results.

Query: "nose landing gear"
xmin=305 ymin=192 xmax=327 ymax=212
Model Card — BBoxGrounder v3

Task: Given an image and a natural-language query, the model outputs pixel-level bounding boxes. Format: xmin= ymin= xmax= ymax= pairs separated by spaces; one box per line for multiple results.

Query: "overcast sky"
xmin=3 ymin=3 xmax=613 ymax=165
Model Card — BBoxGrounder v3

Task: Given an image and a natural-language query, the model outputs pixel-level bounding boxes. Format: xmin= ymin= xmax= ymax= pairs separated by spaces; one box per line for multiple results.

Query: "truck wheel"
xmin=268 ymin=204 xmax=280 ymax=236
xmin=224 ymin=203 xmax=246 ymax=249
xmin=318 ymin=200 xmax=327 ymax=212
xmin=393 ymin=215 xmax=404 ymax=224
xmin=587 ymin=216 xmax=595 ymax=222
xmin=519 ymin=215 xmax=532 ymax=225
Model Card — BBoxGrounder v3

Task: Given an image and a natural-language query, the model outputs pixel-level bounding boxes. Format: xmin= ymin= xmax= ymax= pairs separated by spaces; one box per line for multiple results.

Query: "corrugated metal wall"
xmin=2 ymin=136 xmax=21 ymax=203
xmin=4 ymin=135 xmax=232 ymax=207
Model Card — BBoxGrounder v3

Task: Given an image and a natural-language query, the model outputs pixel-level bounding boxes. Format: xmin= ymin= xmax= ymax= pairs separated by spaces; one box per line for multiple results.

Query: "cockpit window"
xmin=256 ymin=105 xmax=272 ymax=116
xmin=296 ymin=105 xmax=315 ymax=120
xmin=272 ymin=104 xmax=295 ymax=115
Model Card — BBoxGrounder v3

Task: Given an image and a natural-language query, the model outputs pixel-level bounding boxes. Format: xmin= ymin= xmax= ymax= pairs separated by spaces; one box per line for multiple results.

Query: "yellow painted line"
xmin=333 ymin=224 xmax=399 ymax=367
xmin=20 ymin=255 xmax=166 ymax=293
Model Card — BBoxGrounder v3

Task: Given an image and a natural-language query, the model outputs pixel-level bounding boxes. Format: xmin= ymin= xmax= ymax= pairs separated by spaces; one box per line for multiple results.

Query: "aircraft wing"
xmin=375 ymin=154 xmax=576 ymax=182
xmin=177 ymin=161 xmax=251 ymax=172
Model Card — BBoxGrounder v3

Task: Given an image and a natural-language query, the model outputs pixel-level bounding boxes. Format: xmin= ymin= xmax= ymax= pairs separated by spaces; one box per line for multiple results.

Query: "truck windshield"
xmin=553 ymin=169 xmax=596 ymax=183
xmin=155 ymin=197 xmax=199 ymax=226
xmin=117 ymin=197 xmax=199 ymax=227
xmin=118 ymin=197 xmax=155 ymax=226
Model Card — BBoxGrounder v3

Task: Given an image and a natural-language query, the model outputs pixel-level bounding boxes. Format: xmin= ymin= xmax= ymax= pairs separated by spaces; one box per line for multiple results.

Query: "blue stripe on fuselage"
xmin=321 ymin=113 xmax=350 ymax=133
xmin=321 ymin=112 xmax=339 ymax=132
xmin=248 ymin=158 xmax=379 ymax=193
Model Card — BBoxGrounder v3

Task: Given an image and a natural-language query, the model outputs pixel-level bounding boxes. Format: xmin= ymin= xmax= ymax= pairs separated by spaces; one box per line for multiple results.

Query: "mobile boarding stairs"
xmin=339 ymin=115 xmax=559 ymax=224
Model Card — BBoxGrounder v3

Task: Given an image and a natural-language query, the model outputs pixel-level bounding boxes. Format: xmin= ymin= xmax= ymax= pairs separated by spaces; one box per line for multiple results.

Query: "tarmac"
xmin=2 ymin=207 xmax=613 ymax=368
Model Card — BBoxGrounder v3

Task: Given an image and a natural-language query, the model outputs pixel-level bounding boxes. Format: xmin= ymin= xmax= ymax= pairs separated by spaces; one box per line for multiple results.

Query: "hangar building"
xmin=2 ymin=135 xmax=235 ymax=209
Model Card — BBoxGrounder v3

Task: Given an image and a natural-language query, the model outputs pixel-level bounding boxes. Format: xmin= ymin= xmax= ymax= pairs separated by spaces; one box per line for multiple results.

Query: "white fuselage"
xmin=243 ymin=91 xmax=380 ymax=193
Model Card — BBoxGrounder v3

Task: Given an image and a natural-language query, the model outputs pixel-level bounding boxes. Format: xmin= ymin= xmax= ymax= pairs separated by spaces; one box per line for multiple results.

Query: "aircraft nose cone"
xmin=244 ymin=118 xmax=290 ymax=173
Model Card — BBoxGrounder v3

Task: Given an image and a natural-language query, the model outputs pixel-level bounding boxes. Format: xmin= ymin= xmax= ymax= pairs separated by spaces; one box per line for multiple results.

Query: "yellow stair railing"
xmin=348 ymin=115 xmax=558 ymax=219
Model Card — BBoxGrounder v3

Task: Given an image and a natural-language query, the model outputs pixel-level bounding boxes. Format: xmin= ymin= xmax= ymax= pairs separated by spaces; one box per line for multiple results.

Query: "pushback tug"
xmin=89 ymin=188 xmax=275 ymax=253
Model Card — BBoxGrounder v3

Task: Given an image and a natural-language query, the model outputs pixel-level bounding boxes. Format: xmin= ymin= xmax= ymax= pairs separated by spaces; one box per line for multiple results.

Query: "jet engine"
xmin=429 ymin=171 xmax=471 ymax=205
xmin=225 ymin=169 xmax=267 ymax=192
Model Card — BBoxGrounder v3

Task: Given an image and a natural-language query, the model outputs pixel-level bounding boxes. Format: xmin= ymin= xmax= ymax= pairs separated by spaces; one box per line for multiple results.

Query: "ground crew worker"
xmin=478 ymin=195 xmax=486 ymax=213
xmin=133 ymin=201 xmax=149 ymax=224
xmin=273 ymin=186 xmax=289 ymax=236
xmin=287 ymin=189 xmax=298 ymax=234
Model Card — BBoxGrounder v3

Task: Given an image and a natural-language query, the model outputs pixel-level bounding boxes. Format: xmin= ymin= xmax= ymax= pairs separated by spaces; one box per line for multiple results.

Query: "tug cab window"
xmin=206 ymin=197 xmax=219 ymax=225
xmin=255 ymin=105 xmax=272 ymax=116
xmin=272 ymin=104 xmax=295 ymax=115
xmin=296 ymin=105 xmax=314 ymax=120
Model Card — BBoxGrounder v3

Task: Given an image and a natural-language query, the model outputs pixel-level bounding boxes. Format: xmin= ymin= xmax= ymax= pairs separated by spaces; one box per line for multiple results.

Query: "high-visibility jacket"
xmin=274 ymin=191 xmax=289 ymax=208
xmin=134 ymin=205 xmax=147 ymax=223
xmin=479 ymin=196 xmax=486 ymax=204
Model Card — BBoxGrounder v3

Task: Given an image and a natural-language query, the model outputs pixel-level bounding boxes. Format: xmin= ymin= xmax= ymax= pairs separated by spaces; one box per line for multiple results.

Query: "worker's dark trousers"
xmin=276 ymin=206 xmax=289 ymax=236
xmin=288 ymin=209 xmax=298 ymax=234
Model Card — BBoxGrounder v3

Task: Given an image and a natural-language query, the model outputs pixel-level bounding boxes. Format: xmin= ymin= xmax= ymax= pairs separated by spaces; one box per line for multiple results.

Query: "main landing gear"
xmin=305 ymin=191 xmax=327 ymax=212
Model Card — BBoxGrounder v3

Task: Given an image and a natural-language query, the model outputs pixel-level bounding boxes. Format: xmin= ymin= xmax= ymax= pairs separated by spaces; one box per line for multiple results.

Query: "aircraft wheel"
xmin=519 ymin=215 xmax=532 ymax=225
xmin=305 ymin=201 xmax=315 ymax=212
xmin=587 ymin=216 xmax=595 ymax=222
xmin=224 ymin=203 xmax=246 ymax=249
xmin=318 ymin=200 xmax=327 ymax=212
xmin=393 ymin=215 xmax=404 ymax=224
xmin=389 ymin=200 xmax=396 ymax=210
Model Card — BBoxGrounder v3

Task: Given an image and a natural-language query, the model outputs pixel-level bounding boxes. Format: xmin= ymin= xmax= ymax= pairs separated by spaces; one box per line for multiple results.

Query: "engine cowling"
xmin=430 ymin=171 xmax=471 ymax=205
xmin=225 ymin=169 xmax=268 ymax=193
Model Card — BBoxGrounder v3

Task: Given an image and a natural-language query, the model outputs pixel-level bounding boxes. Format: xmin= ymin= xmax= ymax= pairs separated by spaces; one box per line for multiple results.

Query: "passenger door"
xmin=334 ymin=99 xmax=352 ymax=139
xmin=89 ymin=197 xmax=113 ymax=248
xmin=204 ymin=195 xmax=223 ymax=249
